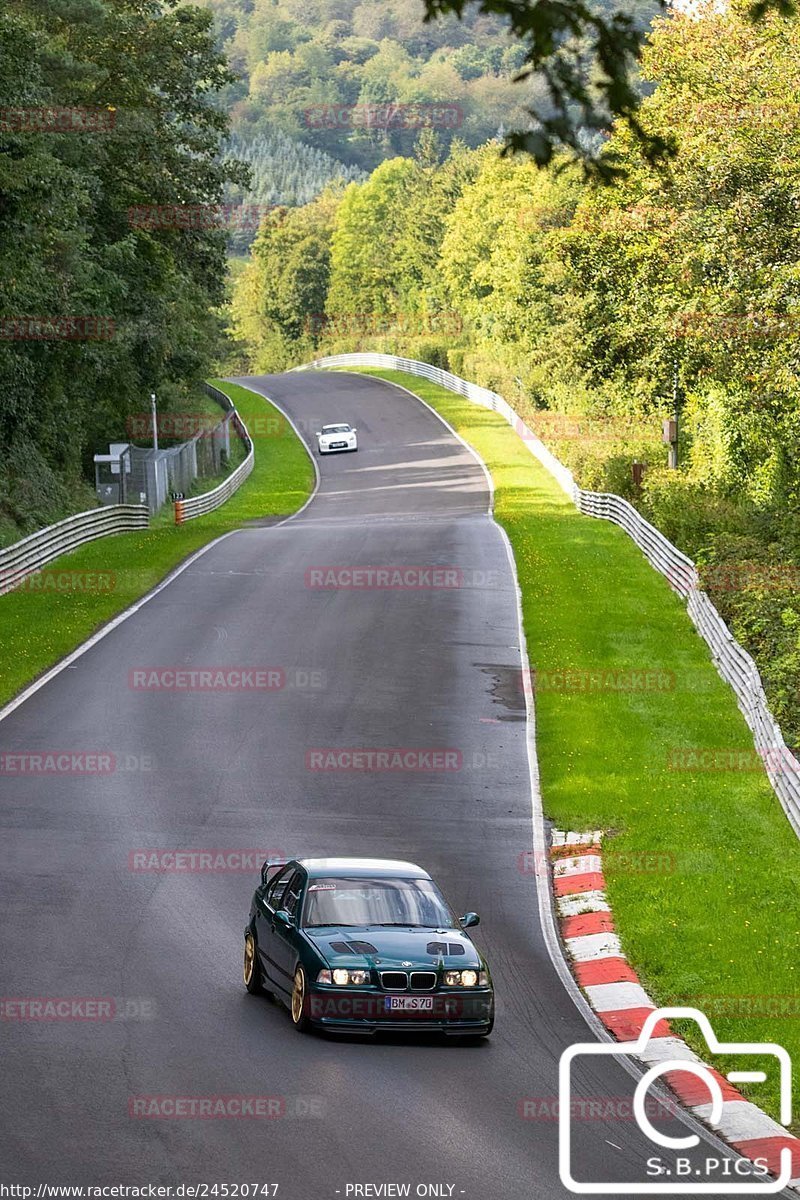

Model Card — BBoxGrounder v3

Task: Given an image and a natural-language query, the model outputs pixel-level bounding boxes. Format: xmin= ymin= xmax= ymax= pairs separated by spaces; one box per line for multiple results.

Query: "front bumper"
xmin=319 ymin=441 xmax=356 ymax=453
xmin=305 ymin=987 xmax=493 ymax=1032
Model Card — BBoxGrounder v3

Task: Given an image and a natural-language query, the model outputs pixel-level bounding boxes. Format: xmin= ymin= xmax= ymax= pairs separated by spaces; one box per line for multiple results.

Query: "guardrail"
xmin=0 ymin=505 xmax=149 ymax=596
xmin=174 ymin=389 xmax=254 ymax=523
xmin=300 ymin=351 xmax=800 ymax=837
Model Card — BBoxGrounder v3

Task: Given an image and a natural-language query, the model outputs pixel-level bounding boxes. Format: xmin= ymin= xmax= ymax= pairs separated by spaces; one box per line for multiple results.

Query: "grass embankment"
xmin=0 ymin=381 xmax=313 ymax=708
xmin=355 ymin=367 xmax=800 ymax=1123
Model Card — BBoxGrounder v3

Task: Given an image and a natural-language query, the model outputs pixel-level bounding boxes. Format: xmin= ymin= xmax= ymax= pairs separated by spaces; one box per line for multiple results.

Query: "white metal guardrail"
xmin=301 ymin=351 xmax=800 ymax=836
xmin=0 ymin=505 xmax=149 ymax=596
xmin=174 ymin=387 xmax=254 ymax=523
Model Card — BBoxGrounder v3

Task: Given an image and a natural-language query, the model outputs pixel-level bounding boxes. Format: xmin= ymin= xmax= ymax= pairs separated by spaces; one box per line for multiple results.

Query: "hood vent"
xmin=426 ymin=941 xmax=465 ymax=956
xmin=329 ymin=940 xmax=378 ymax=955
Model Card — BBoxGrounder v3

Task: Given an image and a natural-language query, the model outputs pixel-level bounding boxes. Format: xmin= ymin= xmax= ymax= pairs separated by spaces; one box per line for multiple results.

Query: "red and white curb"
xmin=552 ymin=829 xmax=800 ymax=1188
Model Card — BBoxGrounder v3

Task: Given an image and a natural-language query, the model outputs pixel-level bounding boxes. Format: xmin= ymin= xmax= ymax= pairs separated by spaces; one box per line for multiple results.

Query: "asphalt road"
xmin=0 ymin=370 xmax=765 ymax=1198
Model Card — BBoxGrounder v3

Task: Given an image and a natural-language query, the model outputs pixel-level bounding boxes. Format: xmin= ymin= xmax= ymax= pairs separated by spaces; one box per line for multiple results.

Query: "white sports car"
xmin=316 ymin=423 xmax=358 ymax=454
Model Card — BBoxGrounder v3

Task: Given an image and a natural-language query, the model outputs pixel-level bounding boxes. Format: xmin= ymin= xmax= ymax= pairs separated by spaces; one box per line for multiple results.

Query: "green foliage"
xmin=0 ymin=381 xmax=314 ymax=705
xmin=0 ymin=0 xmax=244 ymax=540
xmin=364 ymin=366 xmax=800 ymax=1125
xmin=230 ymin=187 xmax=341 ymax=367
xmin=224 ymin=130 xmax=366 ymax=251
xmin=231 ymin=1 xmax=800 ymax=749
xmin=208 ymin=0 xmax=548 ymax=172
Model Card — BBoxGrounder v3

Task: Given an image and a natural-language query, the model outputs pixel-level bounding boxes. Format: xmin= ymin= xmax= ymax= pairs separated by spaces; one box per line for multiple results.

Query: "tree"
xmin=0 ymin=0 xmax=245 ymax=534
xmin=421 ymin=0 xmax=797 ymax=174
xmin=326 ymin=158 xmax=418 ymax=318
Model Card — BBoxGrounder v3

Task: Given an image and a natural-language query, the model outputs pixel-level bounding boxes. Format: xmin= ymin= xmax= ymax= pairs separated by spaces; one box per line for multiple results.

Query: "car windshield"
xmin=323 ymin=425 xmax=350 ymax=434
xmin=302 ymin=876 xmax=455 ymax=929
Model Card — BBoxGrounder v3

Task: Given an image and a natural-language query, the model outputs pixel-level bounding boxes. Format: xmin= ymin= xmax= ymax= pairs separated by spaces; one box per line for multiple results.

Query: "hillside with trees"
xmin=231 ymin=1 xmax=800 ymax=748
xmin=208 ymin=0 xmax=539 ymax=170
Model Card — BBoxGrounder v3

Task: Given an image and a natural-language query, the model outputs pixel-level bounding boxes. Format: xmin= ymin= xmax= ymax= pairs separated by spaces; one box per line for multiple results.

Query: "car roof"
xmin=295 ymin=857 xmax=430 ymax=880
xmin=322 ymin=422 xmax=350 ymax=428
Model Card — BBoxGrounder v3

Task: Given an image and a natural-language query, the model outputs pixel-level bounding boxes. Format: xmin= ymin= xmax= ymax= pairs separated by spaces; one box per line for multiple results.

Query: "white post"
xmin=150 ymin=392 xmax=158 ymax=452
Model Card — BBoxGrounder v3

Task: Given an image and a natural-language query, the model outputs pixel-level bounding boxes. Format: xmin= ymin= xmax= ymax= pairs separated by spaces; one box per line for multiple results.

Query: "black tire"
xmin=290 ymin=965 xmax=312 ymax=1032
xmin=243 ymin=930 xmax=266 ymax=996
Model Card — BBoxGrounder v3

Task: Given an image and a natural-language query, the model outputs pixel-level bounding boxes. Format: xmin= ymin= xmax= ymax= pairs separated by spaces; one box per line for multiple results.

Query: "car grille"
xmin=380 ymin=971 xmax=408 ymax=990
xmin=379 ymin=970 xmax=438 ymax=991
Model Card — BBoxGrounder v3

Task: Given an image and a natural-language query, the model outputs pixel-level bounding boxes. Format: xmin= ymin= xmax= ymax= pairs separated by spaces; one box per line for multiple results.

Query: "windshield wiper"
xmin=304 ymin=923 xmax=365 ymax=928
xmin=369 ymin=922 xmax=435 ymax=928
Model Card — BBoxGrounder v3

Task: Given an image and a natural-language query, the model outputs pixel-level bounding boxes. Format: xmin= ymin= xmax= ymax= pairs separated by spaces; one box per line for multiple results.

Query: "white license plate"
xmin=331 ymin=442 xmax=346 ymax=448
xmin=385 ymin=995 xmax=434 ymax=1012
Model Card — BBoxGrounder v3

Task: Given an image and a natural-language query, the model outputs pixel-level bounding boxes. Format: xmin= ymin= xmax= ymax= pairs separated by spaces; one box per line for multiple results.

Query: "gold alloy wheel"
xmin=291 ymin=967 xmax=305 ymax=1024
xmin=243 ymin=934 xmax=255 ymax=987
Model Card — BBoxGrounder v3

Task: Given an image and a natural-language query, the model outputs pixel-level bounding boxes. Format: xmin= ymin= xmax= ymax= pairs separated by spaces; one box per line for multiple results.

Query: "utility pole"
xmin=150 ymin=392 xmax=158 ymax=452
xmin=663 ymin=359 xmax=682 ymax=469
xmin=670 ymin=361 xmax=680 ymax=469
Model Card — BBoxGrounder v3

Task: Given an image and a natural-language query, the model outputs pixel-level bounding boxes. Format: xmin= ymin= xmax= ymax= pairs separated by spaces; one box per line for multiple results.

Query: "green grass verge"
xmin=0 ymin=380 xmax=314 ymax=709
xmin=354 ymin=366 xmax=800 ymax=1123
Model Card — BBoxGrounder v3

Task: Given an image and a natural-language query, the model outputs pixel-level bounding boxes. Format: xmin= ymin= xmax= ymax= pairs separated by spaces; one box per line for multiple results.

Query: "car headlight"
xmin=444 ymin=969 xmax=488 ymax=987
xmin=320 ymin=968 xmax=370 ymax=986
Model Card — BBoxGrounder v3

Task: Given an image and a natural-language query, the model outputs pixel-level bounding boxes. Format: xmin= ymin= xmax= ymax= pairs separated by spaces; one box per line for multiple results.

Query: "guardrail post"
xmin=174 ymin=499 xmax=184 ymax=525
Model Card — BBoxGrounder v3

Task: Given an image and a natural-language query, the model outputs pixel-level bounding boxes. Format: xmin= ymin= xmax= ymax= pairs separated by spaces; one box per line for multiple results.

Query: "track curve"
xmin=0 ymin=370 xmax=760 ymax=1198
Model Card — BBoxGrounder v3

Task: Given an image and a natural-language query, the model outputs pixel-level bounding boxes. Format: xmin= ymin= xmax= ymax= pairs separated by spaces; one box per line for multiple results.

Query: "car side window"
xmin=283 ymin=872 xmax=305 ymax=920
xmin=265 ymin=866 xmax=293 ymax=910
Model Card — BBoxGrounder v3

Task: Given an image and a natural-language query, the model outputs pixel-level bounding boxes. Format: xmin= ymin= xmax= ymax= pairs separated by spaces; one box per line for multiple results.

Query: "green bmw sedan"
xmin=243 ymin=856 xmax=494 ymax=1037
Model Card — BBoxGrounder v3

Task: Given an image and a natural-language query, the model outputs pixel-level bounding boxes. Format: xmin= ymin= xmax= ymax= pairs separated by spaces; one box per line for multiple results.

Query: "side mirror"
xmin=315 ymin=431 xmax=321 ymax=437
xmin=274 ymin=909 xmax=293 ymax=928
xmin=352 ymin=428 xmax=357 ymax=433
xmin=260 ymin=862 xmax=271 ymax=888
xmin=460 ymin=912 xmax=480 ymax=929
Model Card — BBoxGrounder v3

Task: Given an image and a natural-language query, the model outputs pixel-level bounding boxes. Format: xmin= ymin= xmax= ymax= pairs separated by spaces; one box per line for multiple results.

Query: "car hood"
xmin=304 ymin=926 xmax=482 ymax=970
